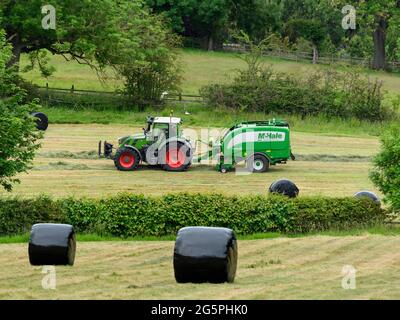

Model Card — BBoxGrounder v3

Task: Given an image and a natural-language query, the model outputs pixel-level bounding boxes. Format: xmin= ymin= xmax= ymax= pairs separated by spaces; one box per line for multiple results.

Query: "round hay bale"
xmin=354 ymin=191 xmax=381 ymax=206
xmin=269 ymin=179 xmax=299 ymax=198
xmin=28 ymin=224 xmax=76 ymax=266
xmin=31 ymin=112 xmax=49 ymax=131
xmin=173 ymin=227 xmax=238 ymax=284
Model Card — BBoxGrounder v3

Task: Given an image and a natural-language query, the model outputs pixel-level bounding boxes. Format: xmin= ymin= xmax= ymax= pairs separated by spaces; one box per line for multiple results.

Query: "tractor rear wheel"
xmin=162 ymin=142 xmax=191 ymax=172
xmin=246 ymin=154 xmax=270 ymax=173
xmin=114 ymin=148 xmax=140 ymax=171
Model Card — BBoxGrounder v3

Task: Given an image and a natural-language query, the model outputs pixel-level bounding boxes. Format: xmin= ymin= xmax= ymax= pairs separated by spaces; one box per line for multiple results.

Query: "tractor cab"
xmin=145 ymin=116 xmax=182 ymax=143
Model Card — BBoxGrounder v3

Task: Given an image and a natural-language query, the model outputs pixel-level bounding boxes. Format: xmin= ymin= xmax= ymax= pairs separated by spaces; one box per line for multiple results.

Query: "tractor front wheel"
xmin=114 ymin=148 xmax=140 ymax=171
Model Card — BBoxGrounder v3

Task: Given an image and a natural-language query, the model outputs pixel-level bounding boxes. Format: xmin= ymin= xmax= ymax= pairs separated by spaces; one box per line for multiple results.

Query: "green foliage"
xmin=22 ymin=50 xmax=56 ymax=78
xmin=0 ymin=31 xmax=18 ymax=96
xmin=293 ymin=37 xmax=314 ymax=53
xmin=1 ymin=0 xmax=182 ymax=107
xmin=113 ymin=8 xmax=183 ymax=109
xmin=0 ymin=193 xmax=387 ymax=237
xmin=0 ymin=30 xmax=42 ymax=191
xmin=200 ymin=36 xmax=392 ymax=121
xmin=288 ymin=197 xmax=384 ymax=233
xmin=284 ymin=18 xmax=325 ymax=47
xmin=0 ymin=195 xmax=63 ymax=235
xmin=230 ymin=0 xmax=284 ymax=42
xmin=201 ymin=66 xmax=390 ymax=121
xmin=345 ymin=34 xmax=374 ymax=59
xmin=371 ymin=126 xmax=400 ymax=212
xmin=357 ymin=0 xmax=400 ymax=69
xmin=147 ymin=0 xmax=232 ymax=43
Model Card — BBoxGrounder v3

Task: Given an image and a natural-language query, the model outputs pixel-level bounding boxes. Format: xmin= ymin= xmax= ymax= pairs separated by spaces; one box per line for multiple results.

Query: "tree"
xmin=229 ymin=0 xmax=284 ymax=42
xmin=284 ymin=18 xmax=326 ymax=63
xmin=147 ymin=0 xmax=230 ymax=50
xmin=112 ymin=5 xmax=182 ymax=108
xmin=1 ymin=0 xmax=182 ymax=104
xmin=146 ymin=0 xmax=284 ymax=50
xmin=0 ymin=30 xmax=42 ymax=191
xmin=282 ymin=0 xmax=345 ymax=46
xmin=358 ymin=0 xmax=400 ymax=70
xmin=370 ymin=126 xmax=400 ymax=212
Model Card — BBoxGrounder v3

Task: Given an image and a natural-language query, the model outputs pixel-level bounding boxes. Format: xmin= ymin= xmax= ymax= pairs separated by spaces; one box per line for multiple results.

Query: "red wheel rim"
xmin=119 ymin=152 xmax=135 ymax=169
xmin=166 ymin=148 xmax=186 ymax=168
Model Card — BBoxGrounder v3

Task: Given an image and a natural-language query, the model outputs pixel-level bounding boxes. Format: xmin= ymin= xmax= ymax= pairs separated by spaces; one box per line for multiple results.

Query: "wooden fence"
xmin=222 ymin=43 xmax=400 ymax=71
xmin=37 ymin=84 xmax=204 ymax=107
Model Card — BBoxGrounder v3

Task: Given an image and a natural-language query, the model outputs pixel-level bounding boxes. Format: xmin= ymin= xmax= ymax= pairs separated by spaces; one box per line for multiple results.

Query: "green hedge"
xmin=0 ymin=193 xmax=387 ymax=237
xmin=200 ymin=68 xmax=393 ymax=122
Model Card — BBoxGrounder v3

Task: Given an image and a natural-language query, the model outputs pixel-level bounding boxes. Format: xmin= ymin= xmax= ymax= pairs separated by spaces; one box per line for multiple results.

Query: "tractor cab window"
xmin=150 ymin=123 xmax=169 ymax=142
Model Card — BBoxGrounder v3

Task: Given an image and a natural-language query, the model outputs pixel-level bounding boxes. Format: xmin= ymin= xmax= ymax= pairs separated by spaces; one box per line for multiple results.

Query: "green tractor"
xmin=99 ymin=116 xmax=194 ymax=172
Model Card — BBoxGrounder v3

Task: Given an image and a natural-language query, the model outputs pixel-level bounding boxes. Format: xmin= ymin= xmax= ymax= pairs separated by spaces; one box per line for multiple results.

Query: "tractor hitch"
xmin=98 ymin=140 xmax=114 ymax=159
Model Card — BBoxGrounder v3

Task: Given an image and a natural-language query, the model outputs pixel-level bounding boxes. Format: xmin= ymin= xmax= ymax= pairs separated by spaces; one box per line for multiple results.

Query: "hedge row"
xmin=200 ymin=68 xmax=392 ymax=121
xmin=0 ymin=193 xmax=387 ymax=237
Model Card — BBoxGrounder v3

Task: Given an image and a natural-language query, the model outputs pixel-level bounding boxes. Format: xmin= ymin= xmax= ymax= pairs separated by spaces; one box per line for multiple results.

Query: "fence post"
xmin=179 ymin=93 xmax=182 ymax=102
xmin=70 ymin=84 xmax=74 ymax=94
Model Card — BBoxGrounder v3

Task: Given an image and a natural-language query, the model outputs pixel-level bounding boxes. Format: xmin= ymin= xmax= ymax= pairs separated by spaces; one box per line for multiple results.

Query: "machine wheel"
xmin=162 ymin=142 xmax=191 ymax=172
xmin=114 ymin=148 xmax=140 ymax=171
xmin=31 ymin=112 xmax=49 ymax=131
xmin=246 ymin=154 xmax=270 ymax=173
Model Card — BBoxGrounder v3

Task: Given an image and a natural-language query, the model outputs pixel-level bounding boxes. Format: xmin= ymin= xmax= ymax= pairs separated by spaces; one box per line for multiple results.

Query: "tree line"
xmin=146 ymin=0 xmax=400 ymax=70
xmin=1 ymin=0 xmax=400 ymax=73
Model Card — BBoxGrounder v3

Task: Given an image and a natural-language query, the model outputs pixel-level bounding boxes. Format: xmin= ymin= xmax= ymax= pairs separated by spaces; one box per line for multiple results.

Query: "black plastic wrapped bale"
xmin=29 ymin=224 xmax=76 ymax=266
xmin=269 ymin=179 xmax=299 ymax=198
xmin=173 ymin=227 xmax=238 ymax=284
xmin=354 ymin=191 xmax=381 ymax=206
xmin=31 ymin=112 xmax=49 ymax=131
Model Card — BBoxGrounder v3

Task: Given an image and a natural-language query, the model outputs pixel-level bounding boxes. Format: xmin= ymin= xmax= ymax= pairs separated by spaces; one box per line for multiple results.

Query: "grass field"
xmin=21 ymin=49 xmax=400 ymax=96
xmin=0 ymin=124 xmax=381 ymax=198
xmin=2 ymin=235 xmax=400 ymax=299
xmin=4 ymin=47 xmax=398 ymax=302
xmin=41 ymin=105 xmax=397 ymax=137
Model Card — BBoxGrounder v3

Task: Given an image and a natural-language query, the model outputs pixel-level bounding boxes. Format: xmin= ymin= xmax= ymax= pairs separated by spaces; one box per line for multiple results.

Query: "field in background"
xmin=21 ymin=49 xmax=400 ymax=96
xmin=2 ymin=235 xmax=400 ymax=299
xmin=40 ymin=106 xmax=394 ymax=137
xmin=0 ymin=124 xmax=380 ymax=198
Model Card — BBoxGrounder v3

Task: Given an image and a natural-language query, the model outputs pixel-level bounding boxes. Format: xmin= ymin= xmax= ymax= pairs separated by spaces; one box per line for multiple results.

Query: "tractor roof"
xmin=152 ymin=117 xmax=182 ymax=124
